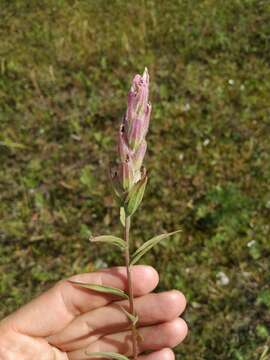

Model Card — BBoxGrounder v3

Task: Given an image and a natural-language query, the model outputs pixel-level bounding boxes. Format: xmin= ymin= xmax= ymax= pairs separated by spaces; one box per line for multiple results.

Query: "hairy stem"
xmin=124 ymin=215 xmax=138 ymax=359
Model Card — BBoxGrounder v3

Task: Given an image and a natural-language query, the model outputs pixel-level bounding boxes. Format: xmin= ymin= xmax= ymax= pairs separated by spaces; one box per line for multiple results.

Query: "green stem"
xmin=124 ymin=215 xmax=138 ymax=359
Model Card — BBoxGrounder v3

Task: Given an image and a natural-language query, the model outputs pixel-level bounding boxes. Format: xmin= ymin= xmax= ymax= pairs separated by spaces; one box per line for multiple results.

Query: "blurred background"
xmin=1 ymin=1 xmax=270 ymax=359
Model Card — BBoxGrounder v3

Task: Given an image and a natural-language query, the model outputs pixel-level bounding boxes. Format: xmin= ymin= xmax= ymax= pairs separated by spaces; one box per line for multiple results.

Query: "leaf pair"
xmin=90 ymin=230 xmax=181 ymax=265
xmin=110 ymin=168 xmax=147 ymax=219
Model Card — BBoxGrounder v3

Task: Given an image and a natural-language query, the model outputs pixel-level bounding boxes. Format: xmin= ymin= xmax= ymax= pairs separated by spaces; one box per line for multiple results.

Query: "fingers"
xmin=49 ymin=290 xmax=186 ymax=351
xmin=67 ymin=318 xmax=188 ymax=359
xmin=59 ymin=265 xmax=159 ymax=315
xmin=139 ymin=348 xmax=175 ymax=360
xmin=4 ymin=266 xmax=158 ymax=337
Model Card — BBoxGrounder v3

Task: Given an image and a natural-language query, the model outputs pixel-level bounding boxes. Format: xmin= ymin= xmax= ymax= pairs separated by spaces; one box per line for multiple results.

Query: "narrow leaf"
xmin=90 ymin=235 xmax=126 ymax=250
xmin=131 ymin=230 xmax=181 ymax=265
xmin=120 ymin=207 xmax=126 ymax=227
xmin=125 ymin=174 xmax=147 ymax=216
xmin=120 ymin=306 xmax=139 ymax=326
xmin=85 ymin=351 xmax=129 ymax=360
xmin=69 ymin=282 xmax=129 ymax=299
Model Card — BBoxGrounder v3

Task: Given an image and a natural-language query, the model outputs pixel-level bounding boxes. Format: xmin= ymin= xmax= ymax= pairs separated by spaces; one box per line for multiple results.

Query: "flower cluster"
xmin=111 ymin=68 xmax=151 ymax=196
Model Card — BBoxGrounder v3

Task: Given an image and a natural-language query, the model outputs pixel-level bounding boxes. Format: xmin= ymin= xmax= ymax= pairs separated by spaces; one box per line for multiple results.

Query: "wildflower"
xmin=115 ymin=68 xmax=151 ymax=194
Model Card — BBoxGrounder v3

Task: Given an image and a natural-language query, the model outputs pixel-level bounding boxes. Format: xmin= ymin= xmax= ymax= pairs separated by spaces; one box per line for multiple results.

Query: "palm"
xmin=0 ymin=266 xmax=187 ymax=360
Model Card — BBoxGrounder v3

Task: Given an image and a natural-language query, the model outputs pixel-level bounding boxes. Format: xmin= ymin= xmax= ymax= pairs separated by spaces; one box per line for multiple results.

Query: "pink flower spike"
xmin=116 ymin=68 xmax=151 ymax=192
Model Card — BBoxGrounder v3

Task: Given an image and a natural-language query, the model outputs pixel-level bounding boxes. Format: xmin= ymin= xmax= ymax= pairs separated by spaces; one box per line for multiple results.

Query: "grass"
xmin=1 ymin=0 xmax=270 ymax=358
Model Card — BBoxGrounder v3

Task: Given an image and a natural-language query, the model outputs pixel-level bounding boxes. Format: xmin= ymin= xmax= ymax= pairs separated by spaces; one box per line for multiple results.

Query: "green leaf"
xmin=85 ymin=351 xmax=129 ymax=360
xmin=120 ymin=207 xmax=126 ymax=227
xmin=90 ymin=235 xmax=126 ymax=250
xmin=119 ymin=306 xmax=139 ymax=325
xmin=125 ymin=174 xmax=147 ymax=216
xmin=69 ymin=282 xmax=129 ymax=299
xmin=131 ymin=230 xmax=181 ymax=265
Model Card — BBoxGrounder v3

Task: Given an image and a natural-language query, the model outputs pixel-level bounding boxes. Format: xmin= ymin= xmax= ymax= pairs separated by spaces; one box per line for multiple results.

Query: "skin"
xmin=0 ymin=265 xmax=188 ymax=360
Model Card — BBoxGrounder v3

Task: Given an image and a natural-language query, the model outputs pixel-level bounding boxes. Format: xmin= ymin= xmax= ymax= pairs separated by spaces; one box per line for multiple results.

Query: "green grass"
xmin=1 ymin=1 xmax=270 ymax=358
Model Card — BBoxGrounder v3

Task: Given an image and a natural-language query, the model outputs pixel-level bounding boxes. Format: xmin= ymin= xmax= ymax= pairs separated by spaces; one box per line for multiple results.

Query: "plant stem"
xmin=124 ymin=215 xmax=138 ymax=360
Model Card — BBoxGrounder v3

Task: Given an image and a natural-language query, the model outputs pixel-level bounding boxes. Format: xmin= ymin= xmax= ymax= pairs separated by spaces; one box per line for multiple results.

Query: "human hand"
xmin=0 ymin=266 xmax=187 ymax=360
